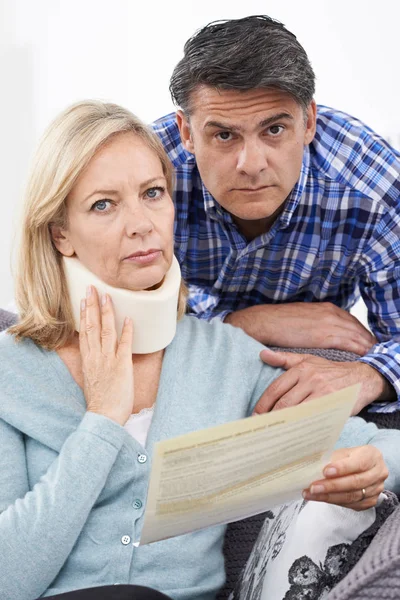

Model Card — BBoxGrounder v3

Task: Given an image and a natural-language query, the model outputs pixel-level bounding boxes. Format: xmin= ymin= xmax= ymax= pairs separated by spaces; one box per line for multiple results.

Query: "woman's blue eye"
xmin=92 ymin=200 xmax=110 ymax=212
xmin=145 ymin=187 xmax=164 ymax=199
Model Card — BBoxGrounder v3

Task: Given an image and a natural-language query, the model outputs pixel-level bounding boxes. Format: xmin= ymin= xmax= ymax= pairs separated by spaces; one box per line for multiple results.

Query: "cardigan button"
xmin=137 ymin=453 xmax=147 ymax=464
xmin=133 ymin=499 xmax=143 ymax=509
xmin=121 ymin=535 xmax=131 ymax=545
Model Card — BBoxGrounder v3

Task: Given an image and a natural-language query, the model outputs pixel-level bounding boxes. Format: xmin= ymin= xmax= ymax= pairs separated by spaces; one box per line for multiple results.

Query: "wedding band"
xmin=361 ymin=488 xmax=366 ymax=501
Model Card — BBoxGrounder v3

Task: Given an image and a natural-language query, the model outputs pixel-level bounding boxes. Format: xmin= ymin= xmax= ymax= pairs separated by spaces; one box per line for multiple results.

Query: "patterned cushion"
xmin=230 ymin=492 xmax=398 ymax=600
xmin=218 ymin=346 xmax=400 ymax=599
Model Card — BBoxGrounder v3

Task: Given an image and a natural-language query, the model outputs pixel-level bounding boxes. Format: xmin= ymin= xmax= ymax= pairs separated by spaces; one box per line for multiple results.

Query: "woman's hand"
xmin=80 ymin=285 xmax=134 ymax=426
xmin=302 ymin=446 xmax=389 ymax=511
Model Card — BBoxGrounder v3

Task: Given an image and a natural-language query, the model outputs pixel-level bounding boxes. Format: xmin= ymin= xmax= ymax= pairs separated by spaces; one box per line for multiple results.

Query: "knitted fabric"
xmin=0 ymin=309 xmax=16 ymax=331
xmin=325 ymin=496 xmax=400 ymax=599
xmin=217 ymin=513 xmax=269 ymax=600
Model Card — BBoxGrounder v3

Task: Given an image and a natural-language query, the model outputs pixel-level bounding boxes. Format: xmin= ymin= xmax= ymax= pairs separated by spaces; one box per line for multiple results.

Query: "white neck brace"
xmin=62 ymin=255 xmax=181 ymax=354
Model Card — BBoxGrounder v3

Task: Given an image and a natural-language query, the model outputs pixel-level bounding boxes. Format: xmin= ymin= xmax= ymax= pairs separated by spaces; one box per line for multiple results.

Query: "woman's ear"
xmin=49 ymin=224 xmax=75 ymax=257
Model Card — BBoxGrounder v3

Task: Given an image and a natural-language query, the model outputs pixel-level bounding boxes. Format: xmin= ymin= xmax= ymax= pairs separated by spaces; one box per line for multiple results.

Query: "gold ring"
xmin=361 ymin=488 xmax=366 ymax=501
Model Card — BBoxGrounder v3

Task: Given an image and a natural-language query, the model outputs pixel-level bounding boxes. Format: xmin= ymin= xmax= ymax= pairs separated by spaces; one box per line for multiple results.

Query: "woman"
xmin=0 ymin=101 xmax=397 ymax=600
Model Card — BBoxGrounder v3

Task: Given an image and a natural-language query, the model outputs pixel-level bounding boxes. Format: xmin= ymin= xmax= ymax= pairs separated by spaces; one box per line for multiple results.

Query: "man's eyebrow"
xmin=204 ymin=121 xmax=241 ymax=132
xmin=204 ymin=113 xmax=294 ymax=132
xmin=259 ymin=113 xmax=294 ymax=128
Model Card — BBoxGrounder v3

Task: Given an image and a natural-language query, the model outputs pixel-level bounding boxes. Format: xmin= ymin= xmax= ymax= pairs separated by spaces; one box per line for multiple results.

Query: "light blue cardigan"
xmin=1 ymin=316 xmax=399 ymax=600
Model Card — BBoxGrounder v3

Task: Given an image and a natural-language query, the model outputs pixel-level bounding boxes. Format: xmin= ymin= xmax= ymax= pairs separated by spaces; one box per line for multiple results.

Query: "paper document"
xmin=140 ymin=384 xmax=359 ymax=545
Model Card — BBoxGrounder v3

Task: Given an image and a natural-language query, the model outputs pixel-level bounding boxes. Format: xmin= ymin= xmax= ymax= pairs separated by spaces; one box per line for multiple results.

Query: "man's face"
xmin=177 ymin=86 xmax=316 ymax=226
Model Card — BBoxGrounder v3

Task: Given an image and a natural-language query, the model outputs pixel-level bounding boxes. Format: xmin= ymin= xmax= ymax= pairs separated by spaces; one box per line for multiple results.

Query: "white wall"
xmin=1 ymin=0 xmax=399 ymax=315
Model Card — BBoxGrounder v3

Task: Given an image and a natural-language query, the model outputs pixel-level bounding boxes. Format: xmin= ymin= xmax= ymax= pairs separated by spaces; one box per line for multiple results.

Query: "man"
xmin=152 ymin=15 xmax=400 ymax=415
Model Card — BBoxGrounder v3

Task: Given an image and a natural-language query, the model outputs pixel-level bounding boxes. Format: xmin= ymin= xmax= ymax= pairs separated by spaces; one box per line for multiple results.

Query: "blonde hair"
xmin=10 ymin=100 xmax=187 ymax=349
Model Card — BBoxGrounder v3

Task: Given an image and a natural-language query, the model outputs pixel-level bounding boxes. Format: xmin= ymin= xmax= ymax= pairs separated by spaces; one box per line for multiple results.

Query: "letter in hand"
xmin=302 ymin=446 xmax=388 ymax=511
xmin=80 ymin=285 xmax=134 ymax=426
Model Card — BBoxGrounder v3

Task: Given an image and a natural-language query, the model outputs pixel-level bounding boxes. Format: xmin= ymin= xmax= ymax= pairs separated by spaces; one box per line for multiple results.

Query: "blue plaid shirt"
xmin=152 ymin=106 xmax=400 ymax=411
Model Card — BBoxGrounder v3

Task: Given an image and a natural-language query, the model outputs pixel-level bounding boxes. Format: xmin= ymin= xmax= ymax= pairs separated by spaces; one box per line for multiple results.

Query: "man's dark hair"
xmin=170 ymin=15 xmax=315 ymax=115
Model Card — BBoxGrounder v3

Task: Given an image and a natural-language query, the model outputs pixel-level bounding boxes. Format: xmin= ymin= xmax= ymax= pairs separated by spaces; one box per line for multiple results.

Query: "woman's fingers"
xmin=309 ymin=464 xmax=385 ymax=495
xmin=81 ymin=288 xmax=122 ymax=356
xmin=324 ymin=446 xmax=381 ymax=479
xmin=302 ymin=446 xmax=388 ymax=510
xmin=79 ymin=287 xmax=134 ymax=425
xmin=303 ymin=481 xmax=384 ymax=510
xmin=117 ymin=317 xmax=133 ymax=357
xmin=100 ymin=294 xmax=117 ymax=355
xmin=303 ymin=489 xmax=382 ymax=511
xmin=84 ymin=285 xmax=102 ymax=351
xmin=80 ymin=286 xmax=133 ymax=357
xmin=309 ymin=467 xmax=385 ymax=504
xmin=79 ymin=298 xmax=88 ymax=356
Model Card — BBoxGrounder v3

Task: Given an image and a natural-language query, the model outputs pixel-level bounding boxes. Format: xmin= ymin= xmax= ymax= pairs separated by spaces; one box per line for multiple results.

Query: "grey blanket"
xmin=0 ymin=309 xmax=17 ymax=331
xmin=326 ymin=497 xmax=400 ymax=599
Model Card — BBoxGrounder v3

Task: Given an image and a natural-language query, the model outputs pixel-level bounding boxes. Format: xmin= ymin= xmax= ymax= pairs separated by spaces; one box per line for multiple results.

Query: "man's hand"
xmin=255 ymin=349 xmax=393 ymax=415
xmin=225 ymin=302 xmax=376 ymax=355
xmin=303 ymin=446 xmax=388 ymax=511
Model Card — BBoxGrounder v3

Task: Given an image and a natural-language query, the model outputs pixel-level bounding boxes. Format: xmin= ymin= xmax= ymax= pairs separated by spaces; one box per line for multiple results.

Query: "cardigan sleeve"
xmin=335 ymin=416 xmax=400 ymax=495
xmin=0 ymin=411 xmax=125 ymax=600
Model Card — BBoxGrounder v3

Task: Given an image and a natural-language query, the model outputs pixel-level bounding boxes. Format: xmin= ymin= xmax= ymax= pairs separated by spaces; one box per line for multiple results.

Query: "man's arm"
xmin=224 ymin=302 xmax=376 ymax=356
xmin=351 ymin=234 xmax=400 ymax=408
xmin=231 ymin=205 xmax=400 ymax=412
xmin=351 ymin=204 xmax=400 ymax=407
xmin=187 ymin=288 xmax=395 ymax=411
xmin=254 ymin=349 xmax=395 ymax=415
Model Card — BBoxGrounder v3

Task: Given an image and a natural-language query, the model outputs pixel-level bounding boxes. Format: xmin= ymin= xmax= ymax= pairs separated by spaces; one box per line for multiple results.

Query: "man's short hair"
xmin=170 ymin=15 xmax=316 ymax=115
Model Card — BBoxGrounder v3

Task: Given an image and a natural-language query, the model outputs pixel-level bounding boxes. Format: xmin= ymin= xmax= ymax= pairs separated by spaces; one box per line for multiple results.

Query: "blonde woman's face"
xmin=54 ymin=133 xmax=175 ymax=291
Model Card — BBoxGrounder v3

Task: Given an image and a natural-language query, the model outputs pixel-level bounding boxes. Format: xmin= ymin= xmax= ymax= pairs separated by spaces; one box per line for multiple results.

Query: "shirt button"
xmin=121 ymin=535 xmax=131 ymax=545
xmin=137 ymin=453 xmax=147 ymax=464
xmin=133 ymin=499 xmax=143 ymax=509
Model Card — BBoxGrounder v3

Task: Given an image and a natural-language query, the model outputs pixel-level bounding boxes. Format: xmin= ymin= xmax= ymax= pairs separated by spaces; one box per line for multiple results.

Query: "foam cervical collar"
xmin=63 ymin=255 xmax=181 ymax=354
